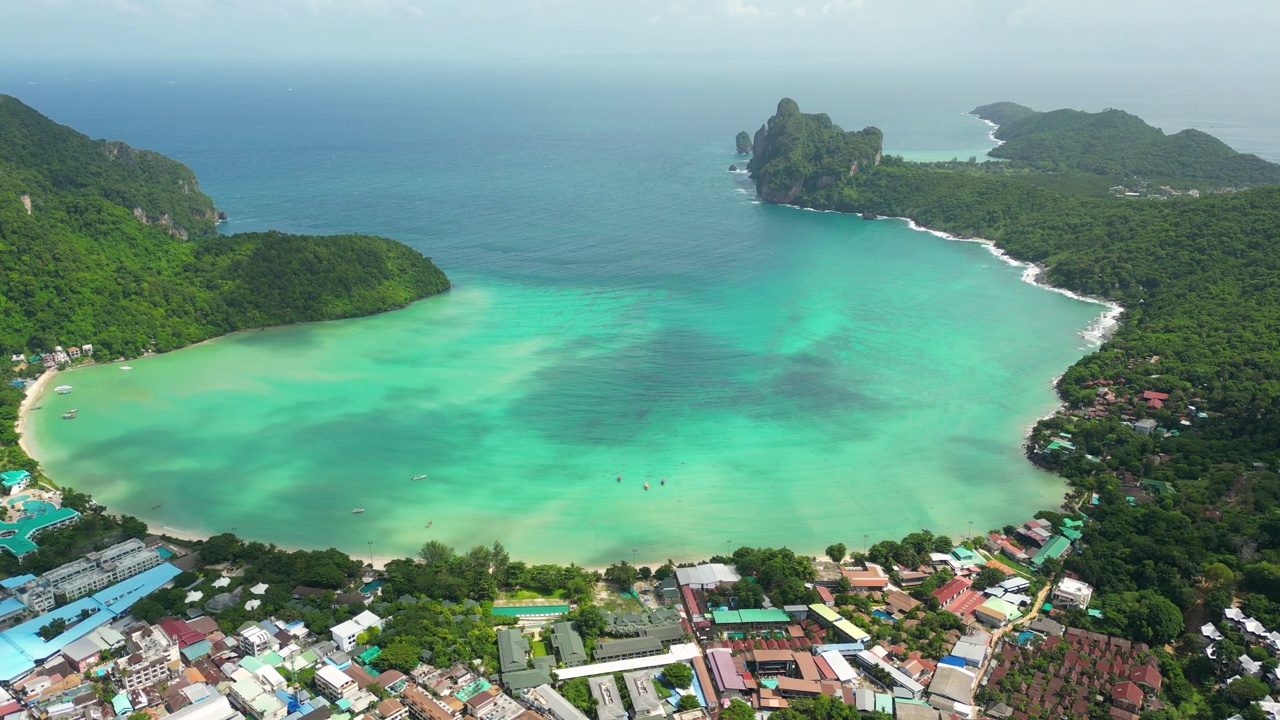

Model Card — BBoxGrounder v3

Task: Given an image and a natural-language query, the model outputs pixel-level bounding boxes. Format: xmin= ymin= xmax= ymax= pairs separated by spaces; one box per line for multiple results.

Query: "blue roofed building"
xmin=0 ymin=562 xmax=181 ymax=683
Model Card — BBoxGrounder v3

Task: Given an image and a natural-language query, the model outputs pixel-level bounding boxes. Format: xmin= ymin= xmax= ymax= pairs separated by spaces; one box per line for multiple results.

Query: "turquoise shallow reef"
xmin=16 ymin=66 xmax=1112 ymax=564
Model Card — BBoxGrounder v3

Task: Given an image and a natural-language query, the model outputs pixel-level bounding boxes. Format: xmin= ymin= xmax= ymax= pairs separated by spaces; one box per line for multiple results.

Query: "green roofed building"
xmin=0 ymin=471 xmax=31 ymax=493
xmin=502 ymin=667 xmax=553 ymax=692
xmin=973 ymin=597 xmax=1021 ymax=628
xmin=1030 ymin=536 xmax=1071 ymax=567
xmin=0 ymin=501 xmax=80 ymax=557
xmin=549 ymin=622 xmax=588 ymax=667
xmin=710 ymin=608 xmax=790 ymax=631
xmin=498 ymin=628 xmax=530 ymax=673
xmin=807 ymin=604 xmax=869 ymax=642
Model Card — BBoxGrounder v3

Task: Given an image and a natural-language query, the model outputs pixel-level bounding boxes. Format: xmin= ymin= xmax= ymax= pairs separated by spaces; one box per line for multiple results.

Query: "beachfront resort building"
xmin=38 ymin=539 xmax=164 ymax=601
xmin=0 ymin=498 xmax=80 ymax=558
xmin=0 ymin=470 xmax=31 ymax=495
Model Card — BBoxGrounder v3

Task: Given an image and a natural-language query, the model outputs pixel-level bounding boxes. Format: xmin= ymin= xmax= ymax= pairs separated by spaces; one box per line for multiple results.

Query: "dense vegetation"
xmin=744 ymin=99 xmax=1280 ymax=719
xmin=0 ymin=93 xmax=449 ymax=359
xmin=0 ymin=93 xmax=449 ymax=486
xmin=972 ymin=100 xmax=1280 ymax=186
xmin=746 ymin=98 xmax=882 ymax=204
xmin=0 ymin=94 xmax=221 ymax=239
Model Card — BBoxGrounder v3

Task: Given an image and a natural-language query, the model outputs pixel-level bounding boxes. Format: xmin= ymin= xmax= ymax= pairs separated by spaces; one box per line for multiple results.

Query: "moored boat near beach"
xmin=351 ymin=508 xmax=365 ymax=514
xmin=411 ymin=474 xmax=427 ymax=480
xmin=55 ymin=385 xmax=72 ymax=394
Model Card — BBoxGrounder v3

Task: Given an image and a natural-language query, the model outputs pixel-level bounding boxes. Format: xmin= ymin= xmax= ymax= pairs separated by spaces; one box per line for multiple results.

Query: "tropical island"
xmin=740 ymin=96 xmax=1280 ymax=718
xmin=0 ymin=89 xmax=1277 ymax=720
xmin=0 ymin=93 xmax=450 ymax=474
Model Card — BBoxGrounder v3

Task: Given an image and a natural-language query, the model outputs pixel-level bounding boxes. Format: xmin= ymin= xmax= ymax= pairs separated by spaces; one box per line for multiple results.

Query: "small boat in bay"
xmin=411 ymin=474 xmax=428 ymax=481
xmin=55 ymin=385 xmax=73 ymax=394
xmin=352 ymin=508 xmax=365 ymax=514
xmin=644 ymin=482 xmax=649 ymax=491
xmin=62 ymin=409 xmax=78 ymax=419
xmin=152 ymin=503 xmax=162 ymax=509
xmin=120 ymin=366 xmax=133 ymax=371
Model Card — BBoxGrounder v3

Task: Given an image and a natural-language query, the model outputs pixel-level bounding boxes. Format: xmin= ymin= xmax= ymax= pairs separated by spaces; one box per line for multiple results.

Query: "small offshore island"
xmin=2 ymin=88 xmax=1280 ymax=720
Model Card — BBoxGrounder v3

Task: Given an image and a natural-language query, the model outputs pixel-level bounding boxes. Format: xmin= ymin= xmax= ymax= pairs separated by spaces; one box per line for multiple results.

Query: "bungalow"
xmin=884 ymin=590 xmax=921 ymax=617
xmin=1111 ymin=681 xmax=1144 ymax=713
xmin=1129 ymin=665 xmax=1162 ymax=693
xmin=67 ymin=347 xmax=81 ymax=359
xmin=1142 ymin=390 xmax=1169 ymax=410
xmin=1133 ymin=419 xmax=1158 ymax=435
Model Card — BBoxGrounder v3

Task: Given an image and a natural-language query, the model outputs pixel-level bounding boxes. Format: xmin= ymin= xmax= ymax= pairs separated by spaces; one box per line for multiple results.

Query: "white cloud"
xmin=792 ymin=6 xmax=806 ymax=16
xmin=724 ymin=0 xmax=763 ymax=17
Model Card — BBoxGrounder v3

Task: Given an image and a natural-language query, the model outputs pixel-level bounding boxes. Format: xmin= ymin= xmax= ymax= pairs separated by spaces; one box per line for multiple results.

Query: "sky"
xmin=1 ymin=0 xmax=1278 ymax=72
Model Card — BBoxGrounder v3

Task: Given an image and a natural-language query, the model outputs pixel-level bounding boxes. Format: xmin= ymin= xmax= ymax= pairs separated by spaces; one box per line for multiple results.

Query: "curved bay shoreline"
xmin=17 ymin=198 xmax=1121 ymax=563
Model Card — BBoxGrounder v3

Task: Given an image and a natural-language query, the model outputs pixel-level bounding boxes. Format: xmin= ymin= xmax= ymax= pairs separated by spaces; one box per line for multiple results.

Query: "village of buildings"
xmin=0 ymin=452 xmax=1215 ymax=720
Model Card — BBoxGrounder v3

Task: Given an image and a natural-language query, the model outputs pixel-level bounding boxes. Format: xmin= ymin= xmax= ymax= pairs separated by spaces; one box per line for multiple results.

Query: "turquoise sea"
xmin=8 ymin=63 xmax=1274 ymax=566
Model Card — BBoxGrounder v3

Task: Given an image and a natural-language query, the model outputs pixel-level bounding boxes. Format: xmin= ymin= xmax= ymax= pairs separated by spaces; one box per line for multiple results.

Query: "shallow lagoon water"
xmin=16 ymin=66 xmax=1107 ymax=564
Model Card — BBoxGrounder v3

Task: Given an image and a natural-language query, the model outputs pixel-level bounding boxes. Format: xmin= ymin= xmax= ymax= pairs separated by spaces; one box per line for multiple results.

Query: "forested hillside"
xmin=746 ymin=98 xmax=883 ymax=204
xmin=0 ymin=94 xmax=449 ymax=472
xmin=744 ymin=99 xmax=1280 ymax=717
xmin=971 ymin=100 xmax=1280 ymax=186
xmin=0 ymin=94 xmax=449 ymax=358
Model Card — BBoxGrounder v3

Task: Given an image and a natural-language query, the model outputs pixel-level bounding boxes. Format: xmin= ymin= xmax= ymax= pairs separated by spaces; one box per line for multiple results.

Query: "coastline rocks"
xmin=729 ymin=164 xmax=738 ymax=172
xmin=861 ymin=212 xmax=878 ymax=220
xmin=735 ymin=130 xmax=752 ymax=154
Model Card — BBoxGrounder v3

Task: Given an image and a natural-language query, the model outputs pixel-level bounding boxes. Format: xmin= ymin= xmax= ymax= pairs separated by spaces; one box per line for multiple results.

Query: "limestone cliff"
xmin=746 ymin=98 xmax=883 ymax=205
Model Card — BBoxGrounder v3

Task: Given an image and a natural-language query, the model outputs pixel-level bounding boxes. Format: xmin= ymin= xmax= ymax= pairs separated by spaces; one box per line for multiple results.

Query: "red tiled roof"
xmin=157 ymin=619 xmax=203 ymax=648
xmin=932 ymin=577 xmax=972 ymax=604
xmin=944 ymin=589 xmax=986 ymax=617
xmin=1111 ymin=681 xmax=1142 ymax=706
xmin=1129 ymin=664 xmax=1162 ymax=691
